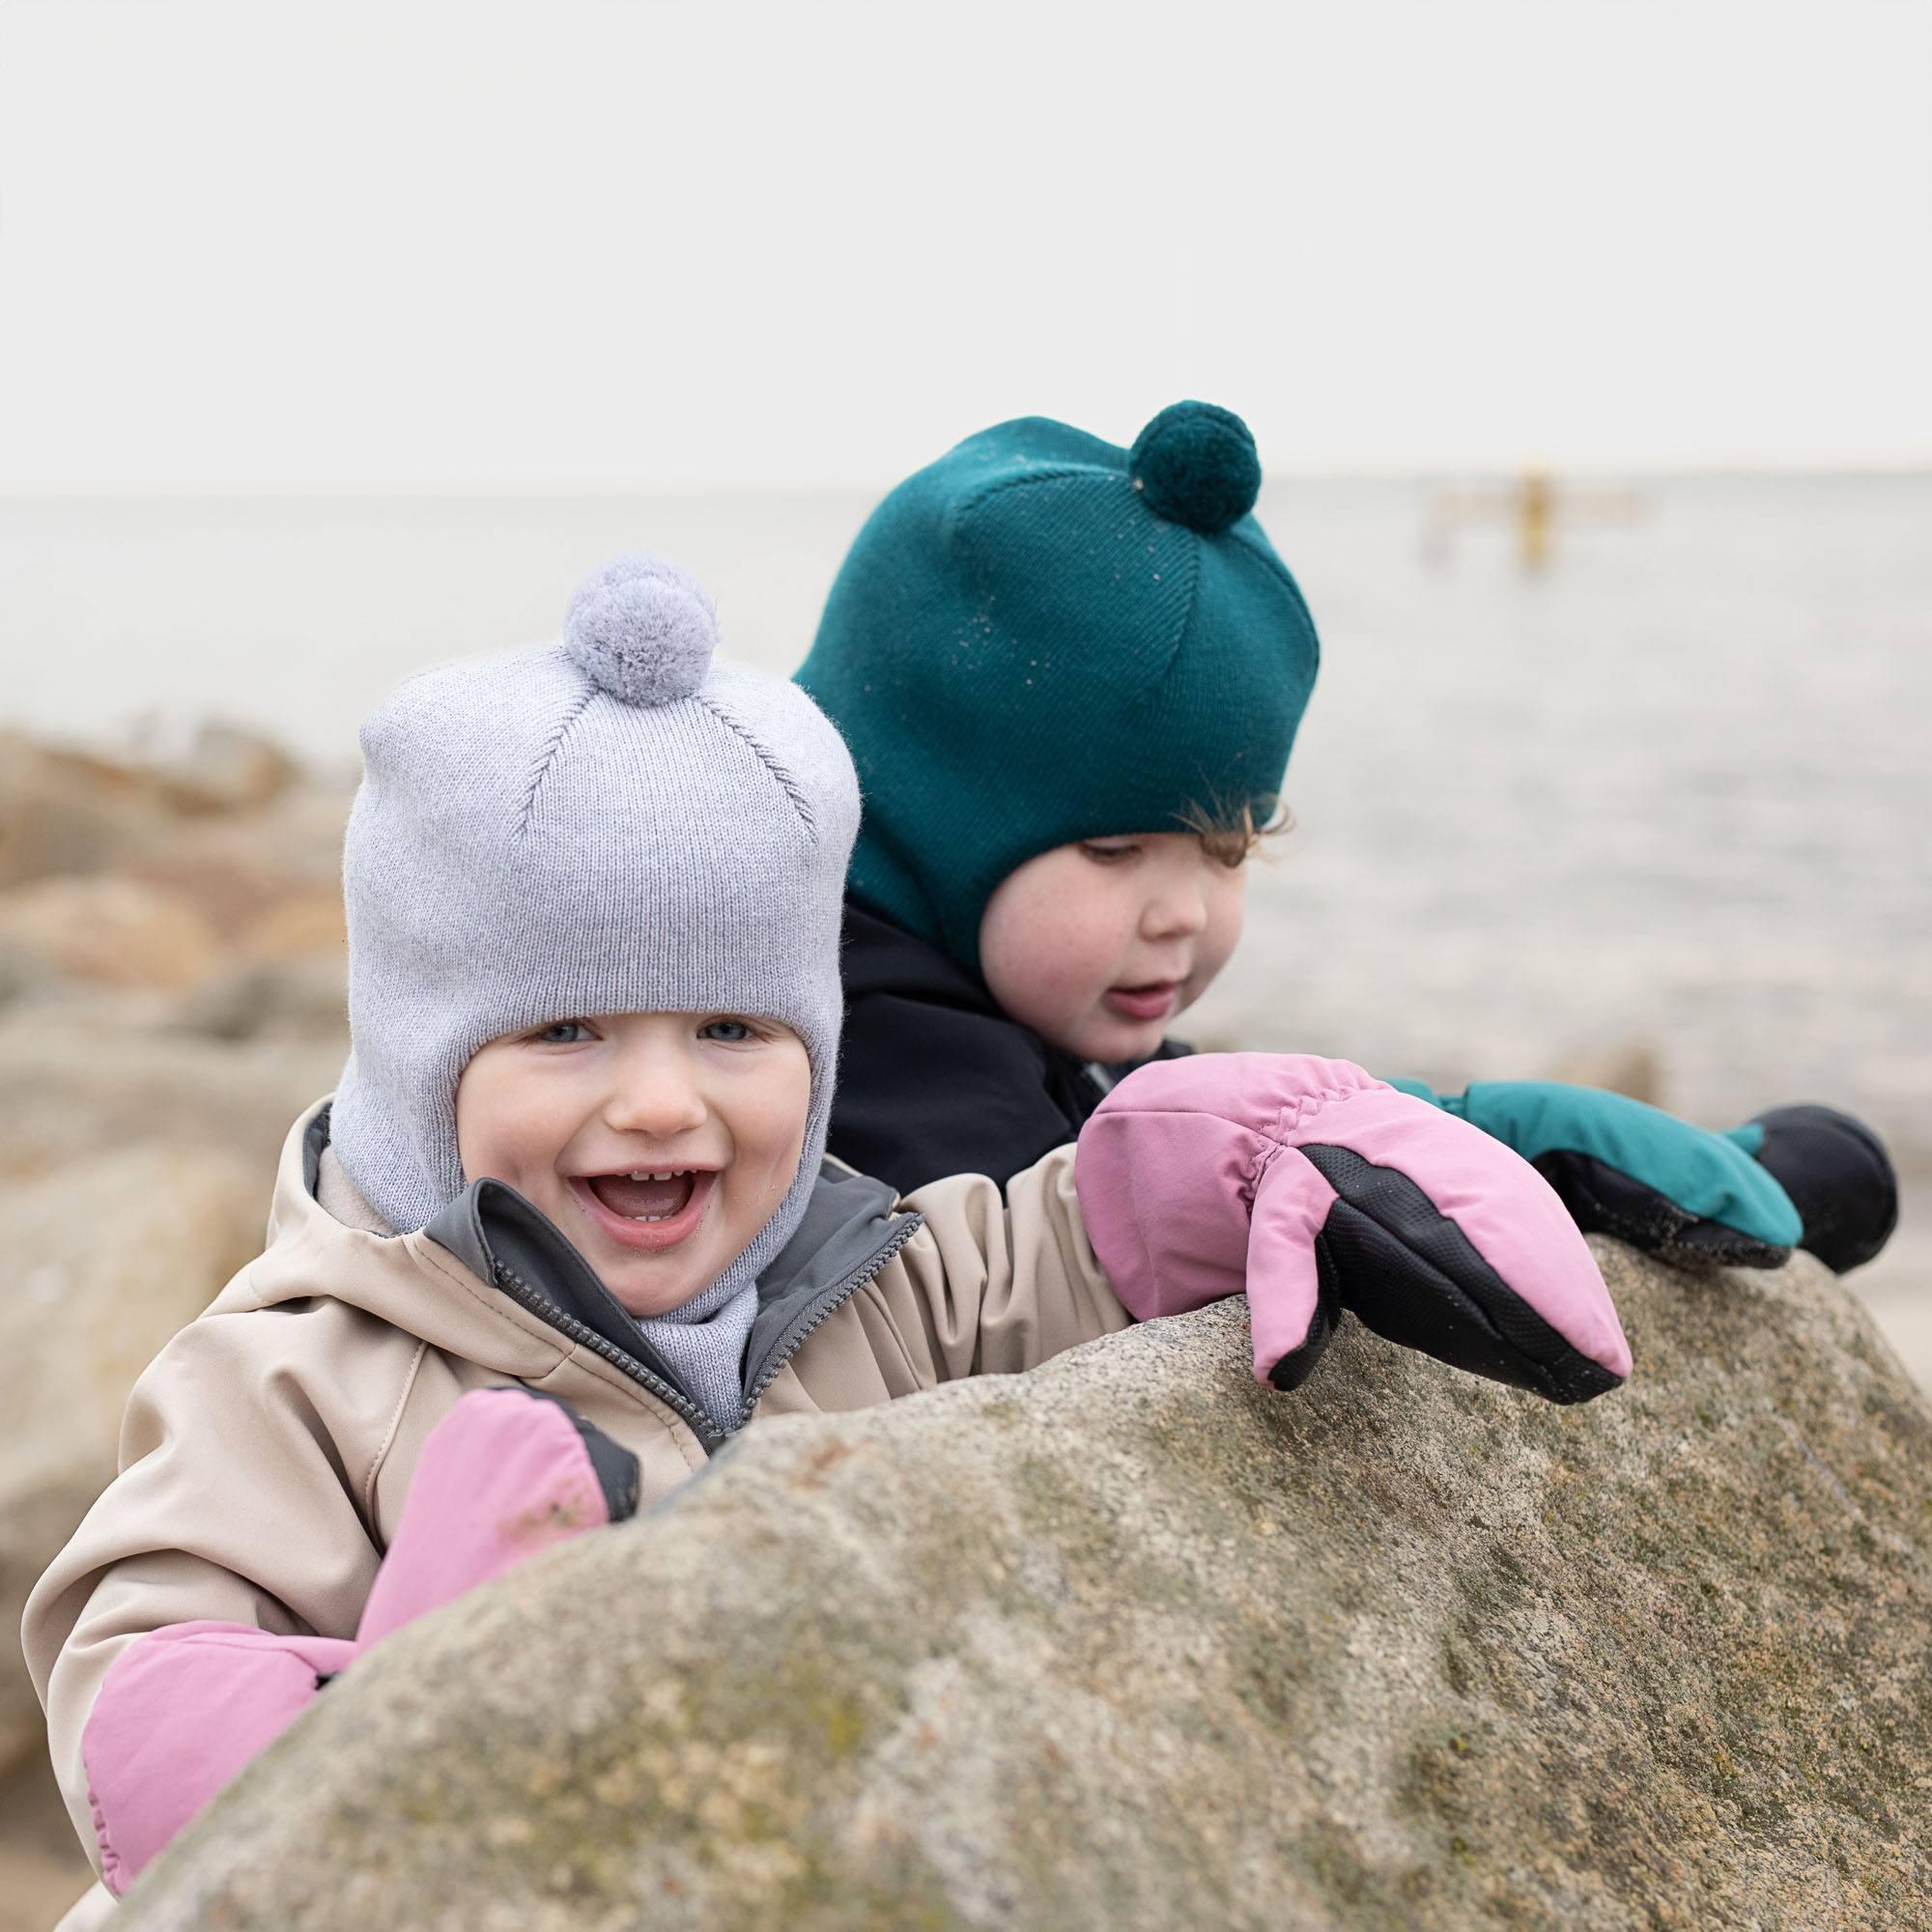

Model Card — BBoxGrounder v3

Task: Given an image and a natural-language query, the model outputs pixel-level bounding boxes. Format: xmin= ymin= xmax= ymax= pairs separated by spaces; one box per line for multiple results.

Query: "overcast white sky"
xmin=1 ymin=0 xmax=1927 ymax=489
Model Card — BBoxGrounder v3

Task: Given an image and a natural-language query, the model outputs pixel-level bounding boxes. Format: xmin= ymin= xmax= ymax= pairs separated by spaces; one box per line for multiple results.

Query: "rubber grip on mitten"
xmin=1528 ymin=1150 xmax=1791 ymax=1269
xmin=1302 ymin=1144 xmax=1623 ymax=1405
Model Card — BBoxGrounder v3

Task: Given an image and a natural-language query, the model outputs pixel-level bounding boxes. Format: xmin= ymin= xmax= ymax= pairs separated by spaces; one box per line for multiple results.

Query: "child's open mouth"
xmin=1103 ymin=981 xmax=1180 ymax=1023
xmin=570 ymin=1168 xmax=718 ymax=1252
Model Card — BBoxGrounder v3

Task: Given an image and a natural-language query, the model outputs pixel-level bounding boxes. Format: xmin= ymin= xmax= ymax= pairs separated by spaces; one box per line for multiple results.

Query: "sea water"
xmin=3 ymin=475 xmax=1928 ymax=1172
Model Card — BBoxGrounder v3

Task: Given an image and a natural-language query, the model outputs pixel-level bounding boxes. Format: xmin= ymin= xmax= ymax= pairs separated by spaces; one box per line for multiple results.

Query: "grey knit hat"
xmin=330 ymin=554 xmax=860 ymax=1418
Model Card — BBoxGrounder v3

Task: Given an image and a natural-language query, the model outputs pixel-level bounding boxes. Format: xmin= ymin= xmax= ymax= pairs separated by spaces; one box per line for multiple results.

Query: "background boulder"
xmin=0 ymin=1012 xmax=344 ymax=1190
xmin=0 ymin=876 xmax=226 ymax=991
xmin=0 ymin=735 xmax=180 ymax=889
xmin=122 ymin=1239 xmax=1932 ymax=1931
xmin=0 ymin=728 xmax=352 ymax=1928
xmin=0 ymin=1148 xmax=263 ymax=1779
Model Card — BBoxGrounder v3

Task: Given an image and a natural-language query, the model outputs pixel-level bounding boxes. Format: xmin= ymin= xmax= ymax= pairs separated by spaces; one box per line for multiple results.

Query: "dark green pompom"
xmin=1129 ymin=401 xmax=1263 ymax=533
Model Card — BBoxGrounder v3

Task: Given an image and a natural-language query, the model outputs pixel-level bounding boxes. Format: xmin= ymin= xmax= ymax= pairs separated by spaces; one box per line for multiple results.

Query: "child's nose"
xmin=1143 ymin=881 xmax=1209 ymax=941
xmin=600 ymin=1050 xmax=709 ymax=1139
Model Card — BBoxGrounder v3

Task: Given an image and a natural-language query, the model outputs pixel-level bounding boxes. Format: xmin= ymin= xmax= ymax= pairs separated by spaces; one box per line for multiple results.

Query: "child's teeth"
xmin=600 ymin=1171 xmax=696 ymax=1224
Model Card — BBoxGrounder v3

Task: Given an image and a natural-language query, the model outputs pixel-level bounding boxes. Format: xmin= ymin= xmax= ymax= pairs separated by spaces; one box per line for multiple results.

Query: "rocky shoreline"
xmin=1 ymin=727 xmax=355 ymax=1929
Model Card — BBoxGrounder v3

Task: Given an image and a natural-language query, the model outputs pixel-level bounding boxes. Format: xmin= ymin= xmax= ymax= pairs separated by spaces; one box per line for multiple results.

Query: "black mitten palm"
xmin=1741 ymin=1104 xmax=1898 ymax=1274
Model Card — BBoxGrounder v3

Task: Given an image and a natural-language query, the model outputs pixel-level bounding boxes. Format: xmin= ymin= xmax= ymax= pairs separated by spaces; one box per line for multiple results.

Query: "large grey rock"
xmin=124 ymin=1241 xmax=1932 ymax=1930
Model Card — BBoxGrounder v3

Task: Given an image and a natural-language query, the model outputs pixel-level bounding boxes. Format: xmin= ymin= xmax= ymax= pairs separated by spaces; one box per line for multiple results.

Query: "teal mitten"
xmin=1383 ymin=1079 xmax=1804 ymax=1268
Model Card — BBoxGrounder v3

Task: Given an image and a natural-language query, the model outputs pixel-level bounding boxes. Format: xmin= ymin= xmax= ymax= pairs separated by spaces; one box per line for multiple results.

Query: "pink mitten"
xmin=81 ymin=1387 xmax=637 ymax=1891
xmin=1075 ymin=1053 xmax=1632 ymax=1402
xmin=78 ymin=1623 xmax=355 ymax=1896
xmin=354 ymin=1385 xmax=639 ymax=1646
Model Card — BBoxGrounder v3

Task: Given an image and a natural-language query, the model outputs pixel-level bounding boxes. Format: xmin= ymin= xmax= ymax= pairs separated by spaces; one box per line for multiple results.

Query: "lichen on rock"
xmin=121 ymin=1239 xmax=1932 ymax=1930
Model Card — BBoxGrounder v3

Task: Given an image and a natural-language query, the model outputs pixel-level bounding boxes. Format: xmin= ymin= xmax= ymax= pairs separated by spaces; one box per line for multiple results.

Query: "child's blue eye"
xmin=533 ymin=1020 xmax=592 ymax=1044
xmin=700 ymin=1018 xmax=755 ymax=1043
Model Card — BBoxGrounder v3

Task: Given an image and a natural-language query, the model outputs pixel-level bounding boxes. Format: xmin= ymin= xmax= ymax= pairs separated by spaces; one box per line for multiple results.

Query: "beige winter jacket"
xmin=24 ymin=1098 xmax=1127 ymax=1861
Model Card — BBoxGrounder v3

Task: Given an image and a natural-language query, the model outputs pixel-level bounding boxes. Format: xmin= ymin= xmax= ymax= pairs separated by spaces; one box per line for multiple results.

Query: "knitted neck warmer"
xmin=633 ymin=1266 xmax=760 ymax=1431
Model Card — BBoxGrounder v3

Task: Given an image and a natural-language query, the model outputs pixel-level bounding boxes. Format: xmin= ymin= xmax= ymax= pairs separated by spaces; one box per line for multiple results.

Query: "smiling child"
xmin=455 ymin=1010 xmax=812 ymax=1315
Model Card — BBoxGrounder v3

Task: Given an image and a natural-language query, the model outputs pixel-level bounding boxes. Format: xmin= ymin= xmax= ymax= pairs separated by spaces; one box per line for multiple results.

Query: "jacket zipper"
xmin=488 ymin=1260 xmax=727 ymax=1448
xmin=734 ymin=1213 xmax=923 ymax=1426
xmin=489 ymin=1210 xmax=923 ymax=1454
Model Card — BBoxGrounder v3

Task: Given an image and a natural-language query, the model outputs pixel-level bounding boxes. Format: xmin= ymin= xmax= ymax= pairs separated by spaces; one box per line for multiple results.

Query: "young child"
xmin=27 ymin=554 xmax=1632 ymax=1903
xmin=795 ymin=402 xmax=1898 ymax=1277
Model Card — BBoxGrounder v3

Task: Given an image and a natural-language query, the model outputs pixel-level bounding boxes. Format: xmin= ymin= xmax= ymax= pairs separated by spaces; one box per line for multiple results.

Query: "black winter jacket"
xmin=830 ymin=900 xmax=1191 ymax=1195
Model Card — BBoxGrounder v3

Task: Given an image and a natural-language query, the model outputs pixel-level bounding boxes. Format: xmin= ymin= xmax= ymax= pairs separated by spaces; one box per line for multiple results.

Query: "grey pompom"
xmin=562 ymin=554 xmax=719 ymax=706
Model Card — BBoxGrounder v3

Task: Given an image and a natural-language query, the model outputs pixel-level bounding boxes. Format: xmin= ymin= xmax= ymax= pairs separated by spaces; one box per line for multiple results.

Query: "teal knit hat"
xmin=795 ymin=401 xmax=1321 ymax=976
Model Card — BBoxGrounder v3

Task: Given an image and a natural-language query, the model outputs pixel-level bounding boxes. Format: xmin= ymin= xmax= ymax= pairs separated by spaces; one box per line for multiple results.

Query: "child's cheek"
xmin=1205 ymin=890 xmax=1247 ymax=981
xmin=1036 ymin=909 xmax=1121 ymax=1009
xmin=1181 ymin=867 xmax=1246 ymax=983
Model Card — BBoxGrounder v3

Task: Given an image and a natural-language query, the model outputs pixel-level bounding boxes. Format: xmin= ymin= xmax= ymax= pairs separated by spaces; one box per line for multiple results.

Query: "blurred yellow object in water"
xmin=1425 ymin=469 xmax=1643 ymax=571
xmin=1520 ymin=468 xmax=1553 ymax=569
